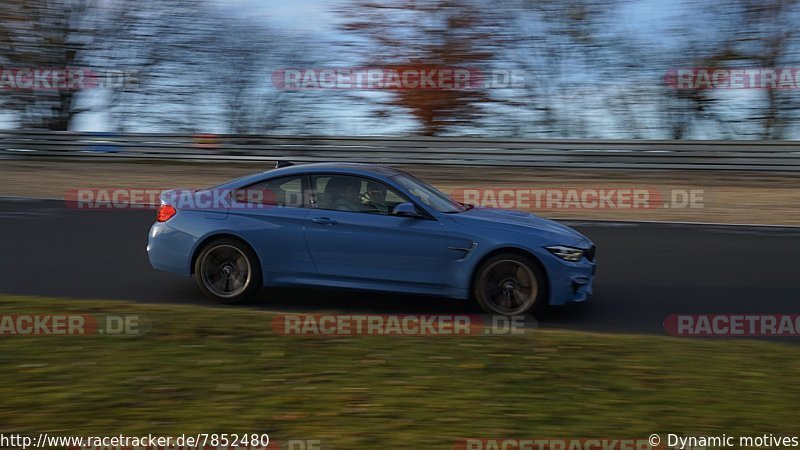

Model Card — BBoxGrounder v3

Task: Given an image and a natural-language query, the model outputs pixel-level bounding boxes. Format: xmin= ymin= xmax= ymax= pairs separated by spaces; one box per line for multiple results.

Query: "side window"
xmin=236 ymin=176 xmax=306 ymax=208
xmin=312 ymin=175 xmax=408 ymax=215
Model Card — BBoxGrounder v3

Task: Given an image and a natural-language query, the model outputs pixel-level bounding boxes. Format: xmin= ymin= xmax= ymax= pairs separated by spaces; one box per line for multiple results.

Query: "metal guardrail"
xmin=2 ymin=130 xmax=800 ymax=171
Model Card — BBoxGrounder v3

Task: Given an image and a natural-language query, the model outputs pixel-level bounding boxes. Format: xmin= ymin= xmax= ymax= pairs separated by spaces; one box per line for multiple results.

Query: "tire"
xmin=472 ymin=252 xmax=545 ymax=316
xmin=194 ymin=238 xmax=261 ymax=304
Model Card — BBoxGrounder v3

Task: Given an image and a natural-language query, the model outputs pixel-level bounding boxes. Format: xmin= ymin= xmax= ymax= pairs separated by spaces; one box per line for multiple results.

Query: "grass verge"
xmin=0 ymin=294 xmax=798 ymax=449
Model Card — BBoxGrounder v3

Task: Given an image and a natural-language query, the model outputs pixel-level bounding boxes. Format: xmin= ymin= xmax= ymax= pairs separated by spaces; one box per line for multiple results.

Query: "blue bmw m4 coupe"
xmin=147 ymin=163 xmax=596 ymax=315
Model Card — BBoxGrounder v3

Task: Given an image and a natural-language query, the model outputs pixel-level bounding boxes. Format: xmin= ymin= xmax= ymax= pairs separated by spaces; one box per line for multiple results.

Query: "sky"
xmin=6 ymin=0 xmax=794 ymax=138
xmin=210 ymin=0 xmax=339 ymax=33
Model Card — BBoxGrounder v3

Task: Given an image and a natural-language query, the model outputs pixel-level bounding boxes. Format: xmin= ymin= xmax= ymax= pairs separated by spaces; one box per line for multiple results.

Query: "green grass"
xmin=0 ymin=295 xmax=798 ymax=449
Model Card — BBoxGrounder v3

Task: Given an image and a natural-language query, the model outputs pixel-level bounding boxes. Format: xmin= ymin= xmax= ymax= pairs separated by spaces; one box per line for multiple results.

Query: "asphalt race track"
xmin=1 ymin=198 xmax=799 ymax=335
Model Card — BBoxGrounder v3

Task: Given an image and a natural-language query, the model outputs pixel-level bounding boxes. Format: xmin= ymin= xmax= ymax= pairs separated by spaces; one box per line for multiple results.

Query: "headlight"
xmin=545 ymin=245 xmax=584 ymax=262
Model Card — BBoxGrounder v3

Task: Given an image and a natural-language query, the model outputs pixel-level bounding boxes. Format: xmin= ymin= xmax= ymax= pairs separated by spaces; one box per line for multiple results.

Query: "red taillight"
xmin=157 ymin=204 xmax=176 ymax=222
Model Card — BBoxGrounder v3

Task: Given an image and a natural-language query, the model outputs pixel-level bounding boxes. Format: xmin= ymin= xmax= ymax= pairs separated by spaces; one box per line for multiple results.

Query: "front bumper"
xmin=546 ymin=256 xmax=596 ymax=306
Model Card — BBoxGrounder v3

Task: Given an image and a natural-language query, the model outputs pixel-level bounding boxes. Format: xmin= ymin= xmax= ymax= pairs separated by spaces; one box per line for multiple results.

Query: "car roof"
xmin=212 ymin=163 xmax=406 ymax=189
xmin=266 ymin=162 xmax=404 ymax=177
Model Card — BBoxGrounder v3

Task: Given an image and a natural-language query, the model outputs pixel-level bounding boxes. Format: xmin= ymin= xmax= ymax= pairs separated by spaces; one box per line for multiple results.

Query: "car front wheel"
xmin=194 ymin=238 xmax=261 ymax=304
xmin=473 ymin=253 xmax=545 ymax=316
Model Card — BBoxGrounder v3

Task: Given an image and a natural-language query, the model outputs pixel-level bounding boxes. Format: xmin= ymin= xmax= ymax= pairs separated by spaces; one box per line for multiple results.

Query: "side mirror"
xmin=459 ymin=201 xmax=476 ymax=210
xmin=392 ymin=202 xmax=424 ymax=219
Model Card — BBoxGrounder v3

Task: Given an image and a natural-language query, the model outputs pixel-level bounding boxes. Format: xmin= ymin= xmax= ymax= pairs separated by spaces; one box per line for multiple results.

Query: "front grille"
xmin=584 ymin=245 xmax=596 ymax=262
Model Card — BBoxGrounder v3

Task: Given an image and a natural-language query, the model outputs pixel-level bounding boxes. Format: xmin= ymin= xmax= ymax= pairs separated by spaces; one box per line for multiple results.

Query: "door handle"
xmin=311 ymin=217 xmax=338 ymax=225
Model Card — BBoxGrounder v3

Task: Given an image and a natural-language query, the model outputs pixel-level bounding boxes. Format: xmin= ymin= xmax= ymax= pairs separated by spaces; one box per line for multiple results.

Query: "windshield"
xmin=391 ymin=173 xmax=466 ymax=213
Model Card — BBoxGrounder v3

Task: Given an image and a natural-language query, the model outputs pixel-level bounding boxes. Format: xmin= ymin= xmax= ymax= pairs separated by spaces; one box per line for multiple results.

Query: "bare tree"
xmin=337 ymin=0 xmax=501 ymax=135
xmin=0 ymin=0 xmax=135 ymax=129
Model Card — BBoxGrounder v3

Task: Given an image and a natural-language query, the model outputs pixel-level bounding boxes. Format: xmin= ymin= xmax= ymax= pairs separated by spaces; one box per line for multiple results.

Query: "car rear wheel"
xmin=194 ymin=238 xmax=261 ymax=304
xmin=473 ymin=253 xmax=544 ymax=316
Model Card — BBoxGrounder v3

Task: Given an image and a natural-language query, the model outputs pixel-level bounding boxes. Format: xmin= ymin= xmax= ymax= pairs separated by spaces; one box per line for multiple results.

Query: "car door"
xmin=303 ymin=174 xmax=455 ymax=287
xmin=228 ymin=175 xmax=316 ymax=281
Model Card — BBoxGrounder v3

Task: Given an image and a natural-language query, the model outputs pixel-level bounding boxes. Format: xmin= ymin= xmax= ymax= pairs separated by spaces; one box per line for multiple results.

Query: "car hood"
xmin=448 ymin=207 xmax=591 ymax=247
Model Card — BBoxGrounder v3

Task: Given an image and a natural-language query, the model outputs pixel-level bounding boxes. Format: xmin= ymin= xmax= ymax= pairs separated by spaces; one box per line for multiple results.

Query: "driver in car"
xmin=364 ymin=181 xmax=390 ymax=214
